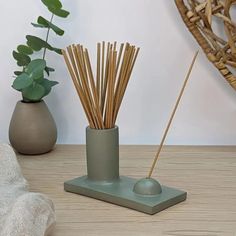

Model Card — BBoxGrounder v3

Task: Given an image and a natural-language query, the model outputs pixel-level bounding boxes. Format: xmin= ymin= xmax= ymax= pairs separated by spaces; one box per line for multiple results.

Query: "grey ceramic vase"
xmin=86 ymin=126 xmax=119 ymax=182
xmin=9 ymin=100 xmax=57 ymax=155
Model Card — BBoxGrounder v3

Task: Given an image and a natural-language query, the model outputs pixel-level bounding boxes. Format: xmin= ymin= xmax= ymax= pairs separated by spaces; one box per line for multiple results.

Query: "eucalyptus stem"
xmin=43 ymin=13 xmax=54 ymax=60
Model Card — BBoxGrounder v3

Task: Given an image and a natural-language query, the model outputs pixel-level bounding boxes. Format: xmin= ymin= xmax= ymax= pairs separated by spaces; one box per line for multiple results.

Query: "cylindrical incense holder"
xmin=65 ymin=125 xmax=186 ymax=214
xmin=86 ymin=126 xmax=119 ymax=182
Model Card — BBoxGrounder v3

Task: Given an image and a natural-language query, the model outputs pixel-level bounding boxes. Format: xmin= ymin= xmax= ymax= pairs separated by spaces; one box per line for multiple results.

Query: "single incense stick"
xmin=147 ymin=51 xmax=199 ymax=178
xmin=115 ymin=43 xmax=124 ymax=77
xmin=101 ymin=41 xmax=105 ymax=109
xmin=97 ymin=43 xmax=101 ymax=105
xmin=101 ymin=42 xmax=111 ymax=116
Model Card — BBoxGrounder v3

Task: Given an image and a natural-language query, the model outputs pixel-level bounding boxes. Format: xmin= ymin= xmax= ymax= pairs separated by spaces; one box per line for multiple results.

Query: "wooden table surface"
xmin=17 ymin=145 xmax=236 ymax=236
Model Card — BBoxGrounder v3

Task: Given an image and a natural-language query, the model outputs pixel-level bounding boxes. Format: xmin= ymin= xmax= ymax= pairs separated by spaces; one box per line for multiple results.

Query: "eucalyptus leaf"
xmin=14 ymin=71 xmax=23 ymax=76
xmin=38 ymin=16 xmax=64 ymax=35
xmin=41 ymin=0 xmax=69 ymax=18
xmin=22 ymin=83 xmax=45 ymax=101
xmin=41 ymin=0 xmax=62 ymax=9
xmin=26 ymin=59 xmax=46 ymax=74
xmin=38 ymin=78 xmax=58 ymax=96
xmin=26 ymin=35 xmax=53 ymax=51
xmin=45 ymin=66 xmax=55 ymax=76
xmin=25 ymin=59 xmax=46 ymax=81
xmin=37 ymin=78 xmax=57 ymax=85
xmin=31 ymin=17 xmax=64 ymax=36
xmin=48 ymin=7 xmax=69 ymax=18
xmin=46 ymin=67 xmax=55 ymax=72
xmin=12 ymin=73 xmax=33 ymax=90
xmin=13 ymin=51 xmax=31 ymax=66
xmin=33 ymin=70 xmax=44 ymax=81
xmin=31 ymin=23 xmax=45 ymax=28
xmin=52 ymin=47 xmax=62 ymax=55
xmin=17 ymin=45 xmax=33 ymax=55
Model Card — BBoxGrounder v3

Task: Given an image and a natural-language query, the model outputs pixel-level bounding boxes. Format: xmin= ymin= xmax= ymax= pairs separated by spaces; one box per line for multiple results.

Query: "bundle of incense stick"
xmin=62 ymin=42 xmax=140 ymax=129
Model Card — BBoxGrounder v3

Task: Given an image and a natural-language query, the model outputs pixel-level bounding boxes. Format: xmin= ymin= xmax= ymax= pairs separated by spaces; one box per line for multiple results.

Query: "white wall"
xmin=0 ymin=0 xmax=236 ymax=145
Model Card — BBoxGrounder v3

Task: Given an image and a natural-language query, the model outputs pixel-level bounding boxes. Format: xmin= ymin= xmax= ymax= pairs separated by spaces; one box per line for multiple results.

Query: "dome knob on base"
xmin=133 ymin=178 xmax=162 ymax=195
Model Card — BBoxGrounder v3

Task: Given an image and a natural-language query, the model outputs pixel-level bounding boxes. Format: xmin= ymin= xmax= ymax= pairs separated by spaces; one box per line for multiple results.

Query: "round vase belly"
xmin=9 ymin=100 xmax=57 ymax=155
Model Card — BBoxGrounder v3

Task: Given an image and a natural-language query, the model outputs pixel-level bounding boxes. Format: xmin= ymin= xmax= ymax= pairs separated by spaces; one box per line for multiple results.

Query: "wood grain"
xmin=17 ymin=145 xmax=236 ymax=236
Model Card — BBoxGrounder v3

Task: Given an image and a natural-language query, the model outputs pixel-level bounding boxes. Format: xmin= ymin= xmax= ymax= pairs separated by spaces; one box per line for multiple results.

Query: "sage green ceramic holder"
xmin=64 ymin=126 xmax=187 ymax=215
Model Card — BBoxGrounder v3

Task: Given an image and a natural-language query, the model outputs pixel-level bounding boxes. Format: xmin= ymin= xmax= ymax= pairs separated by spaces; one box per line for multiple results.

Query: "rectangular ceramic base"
xmin=64 ymin=176 xmax=187 ymax=215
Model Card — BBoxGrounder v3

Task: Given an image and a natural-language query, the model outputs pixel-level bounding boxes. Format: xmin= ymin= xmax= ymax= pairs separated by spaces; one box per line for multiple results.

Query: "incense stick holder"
xmin=86 ymin=126 xmax=119 ymax=182
xmin=64 ymin=126 xmax=187 ymax=215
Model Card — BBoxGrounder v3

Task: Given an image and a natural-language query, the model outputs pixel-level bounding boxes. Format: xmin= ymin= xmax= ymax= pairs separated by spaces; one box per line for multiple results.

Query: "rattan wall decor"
xmin=175 ymin=0 xmax=236 ymax=91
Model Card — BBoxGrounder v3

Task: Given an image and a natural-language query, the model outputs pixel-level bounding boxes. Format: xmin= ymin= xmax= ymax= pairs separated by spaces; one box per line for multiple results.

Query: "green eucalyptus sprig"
xmin=12 ymin=0 xmax=69 ymax=102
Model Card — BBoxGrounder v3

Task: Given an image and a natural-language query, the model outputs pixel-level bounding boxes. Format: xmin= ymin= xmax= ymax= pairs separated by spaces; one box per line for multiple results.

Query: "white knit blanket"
xmin=0 ymin=143 xmax=55 ymax=236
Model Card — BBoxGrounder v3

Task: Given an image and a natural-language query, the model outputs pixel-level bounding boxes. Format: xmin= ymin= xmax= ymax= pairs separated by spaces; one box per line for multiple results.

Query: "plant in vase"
xmin=9 ymin=0 xmax=70 ymax=155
